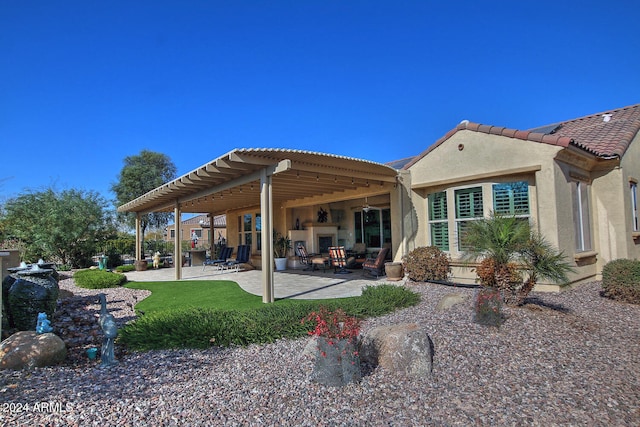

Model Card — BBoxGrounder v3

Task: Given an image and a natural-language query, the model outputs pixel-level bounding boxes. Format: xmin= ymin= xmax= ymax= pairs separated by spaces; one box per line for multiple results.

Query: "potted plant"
xmin=273 ymin=231 xmax=292 ymax=271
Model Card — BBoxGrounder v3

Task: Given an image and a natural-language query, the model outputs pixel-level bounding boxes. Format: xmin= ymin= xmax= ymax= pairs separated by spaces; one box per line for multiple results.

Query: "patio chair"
xmin=297 ymin=244 xmax=326 ymax=271
xmin=329 ymin=246 xmax=351 ymax=274
xmin=362 ymin=247 xmax=390 ymax=278
xmin=203 ymin=246 xmax=233 ymax=271
xmin=226 ymin=245 xmax=251 ymax=272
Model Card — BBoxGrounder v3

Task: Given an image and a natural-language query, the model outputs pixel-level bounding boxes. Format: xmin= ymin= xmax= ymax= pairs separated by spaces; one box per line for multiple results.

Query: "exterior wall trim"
xmin=411 ymin=165 xmax=541 ymax=190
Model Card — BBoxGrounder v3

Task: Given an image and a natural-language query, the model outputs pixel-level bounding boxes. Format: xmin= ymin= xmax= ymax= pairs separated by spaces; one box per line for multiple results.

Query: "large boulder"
xmin=7 ymin=272 xmax=59 ymax=331
xmin=359 ymin=323 xmax=434 ymax=377
xmin=0 ymin=331 xmax=67 ymax=370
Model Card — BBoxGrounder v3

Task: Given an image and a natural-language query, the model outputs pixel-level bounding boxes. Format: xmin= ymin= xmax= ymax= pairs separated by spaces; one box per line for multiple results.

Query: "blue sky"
xmin=1 ymin=1 xmax=638 ymax=206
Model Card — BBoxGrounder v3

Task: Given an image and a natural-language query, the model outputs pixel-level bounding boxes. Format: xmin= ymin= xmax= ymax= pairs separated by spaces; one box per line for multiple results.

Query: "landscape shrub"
xmin=403 ymin=246 xmax=450 ymax=282
xmin=106 ymin=247 xmax=124 ymax=269
xmin=73 ymin=269 xmax=127 ymax=289
xmin=601 ymin=259 xmax=640 ymax=304
xmin=115 ymin=264 xmax=136 ymax=273
xmin=119 ymin=285 xmax=420 ymax=351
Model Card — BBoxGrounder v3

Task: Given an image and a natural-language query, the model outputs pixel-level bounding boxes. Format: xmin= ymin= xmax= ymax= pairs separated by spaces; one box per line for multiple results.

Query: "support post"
xmin=135 ymin=214 xmax=142 ymax=261
xmin=260 ymin=169 xmax=274 ymax=303
xmin=174 ymin=202 xmax=182 ymax=280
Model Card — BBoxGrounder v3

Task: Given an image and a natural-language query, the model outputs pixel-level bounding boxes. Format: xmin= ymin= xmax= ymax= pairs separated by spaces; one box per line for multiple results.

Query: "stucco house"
xmin=118 ymin=103 xmax=640 ymax=300
xmin=405 ymin=103 xmax=640 ymax=288
xmin=164 ymin=214 xmax=227 ymax=248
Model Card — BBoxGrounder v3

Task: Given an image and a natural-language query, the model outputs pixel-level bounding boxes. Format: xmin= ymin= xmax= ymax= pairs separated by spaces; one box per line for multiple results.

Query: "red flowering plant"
xmin=302 ymin=306 xmax=361 ymax=343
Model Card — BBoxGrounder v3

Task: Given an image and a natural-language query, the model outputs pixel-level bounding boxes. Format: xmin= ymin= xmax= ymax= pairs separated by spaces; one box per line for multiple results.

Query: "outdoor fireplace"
xmin=318 ymin=235 xmax=334 ymax=254
xmin=289 ymin=222 xmax=338 ymax=255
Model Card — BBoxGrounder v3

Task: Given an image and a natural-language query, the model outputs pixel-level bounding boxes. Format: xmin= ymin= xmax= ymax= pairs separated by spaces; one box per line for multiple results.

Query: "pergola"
xmin=118 ymin=148 xmax=400 ymax=302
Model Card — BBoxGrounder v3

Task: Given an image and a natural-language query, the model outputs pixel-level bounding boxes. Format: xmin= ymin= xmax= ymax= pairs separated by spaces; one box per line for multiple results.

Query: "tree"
xmin=111 ymin=150 xmax=177 ymax=258
xmin=462 ymin=213 xmax=574 ymax=305
xmin=0 ymin=188 xmax=114 ymax=267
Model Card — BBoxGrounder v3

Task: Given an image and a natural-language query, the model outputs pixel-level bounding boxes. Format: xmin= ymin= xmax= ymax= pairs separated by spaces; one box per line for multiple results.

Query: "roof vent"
xmin=602 ymin=113 xmax=613 ymax=122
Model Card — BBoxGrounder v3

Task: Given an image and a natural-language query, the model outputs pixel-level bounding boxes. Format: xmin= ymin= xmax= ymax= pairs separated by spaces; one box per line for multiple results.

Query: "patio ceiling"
xmin=117 ymin=148 xmax=400 ymax=215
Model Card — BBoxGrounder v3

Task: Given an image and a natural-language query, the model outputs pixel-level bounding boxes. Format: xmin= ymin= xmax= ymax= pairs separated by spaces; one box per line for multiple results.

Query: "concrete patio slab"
xmin=123 ymin=266 xmax=399 ymax=300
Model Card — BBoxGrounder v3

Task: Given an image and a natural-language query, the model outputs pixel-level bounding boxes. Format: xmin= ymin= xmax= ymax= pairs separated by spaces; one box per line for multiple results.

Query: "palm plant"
xmin=463 ymin=213 xmax=573 ymax=305
xmin=273 ymin=231 xmax=292 ymax=258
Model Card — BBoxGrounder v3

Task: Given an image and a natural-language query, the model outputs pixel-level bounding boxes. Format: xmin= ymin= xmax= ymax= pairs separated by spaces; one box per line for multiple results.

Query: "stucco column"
xmin=174 ymin=201 xmax=182 ymax=280
xmin=135 ymin=214 xmax=142 ymax=260
xmin=260 ymin=168 xmax=275 ymax=303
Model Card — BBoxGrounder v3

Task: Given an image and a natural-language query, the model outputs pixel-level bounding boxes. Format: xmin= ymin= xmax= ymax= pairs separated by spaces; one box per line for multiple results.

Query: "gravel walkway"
xmin=1 ymin=277 xmax=638 ymax=426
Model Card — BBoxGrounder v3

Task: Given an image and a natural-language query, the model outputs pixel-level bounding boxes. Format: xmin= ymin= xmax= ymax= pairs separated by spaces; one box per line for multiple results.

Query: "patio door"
xmin=354 ymin=208 xmax=391 ymax=249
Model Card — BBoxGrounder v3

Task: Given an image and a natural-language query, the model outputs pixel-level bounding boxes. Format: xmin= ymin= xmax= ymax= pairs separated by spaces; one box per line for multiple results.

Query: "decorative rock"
xmin=436 ymin=293 xmax=469 ymax=311
xmin=302 ymin=336 xmax=318 ymax=360
xmin=311 ymin=337 xmax=361 ymax=387
xmin=0 ymin=331 xmax=67 ymax=370
xmin=7 ymin=273 xmax=59 ymax=331
xmin=359 ymin=323 xmax=434 ymax=377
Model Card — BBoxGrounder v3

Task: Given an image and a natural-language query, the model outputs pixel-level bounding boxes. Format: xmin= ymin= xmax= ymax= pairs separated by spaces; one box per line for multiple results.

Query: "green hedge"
xmin=119 ymin=284 xmax=420 ymax=351
xmin=602 ymin=259 xmax=640 ymax=304
xmin=73 ymin=269 xmax=127 ymax=289
xmin=115 ymin=264 xmax=136 ymax=273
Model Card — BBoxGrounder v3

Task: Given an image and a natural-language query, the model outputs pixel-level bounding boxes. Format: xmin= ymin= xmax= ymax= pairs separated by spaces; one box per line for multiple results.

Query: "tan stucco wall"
xmin=406 ymin=130 xmax=608 ymax=288
xmin=620 ymin=132 xmax=640 ymax=261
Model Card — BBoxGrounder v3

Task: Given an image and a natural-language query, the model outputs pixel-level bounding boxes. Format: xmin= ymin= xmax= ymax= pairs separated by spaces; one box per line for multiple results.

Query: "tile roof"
xmin=403 ymin=103 xmax=640 ymax=169
xmin=528 ymin=103 xmax=640 ymax=158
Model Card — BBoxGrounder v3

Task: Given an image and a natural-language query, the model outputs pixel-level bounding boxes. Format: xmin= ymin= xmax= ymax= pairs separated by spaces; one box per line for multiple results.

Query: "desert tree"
xmin=0 ymin=188 xmax=114 ymax=267
xmin=111 ymin=150 xmax=177 ymax=258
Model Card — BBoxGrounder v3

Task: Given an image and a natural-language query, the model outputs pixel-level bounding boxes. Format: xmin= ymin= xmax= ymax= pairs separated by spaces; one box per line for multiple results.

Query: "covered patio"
xmin=117 ymin=148 xmax=411 ymax=303
xmin=123 ymin=265 xmax=391 ymax=300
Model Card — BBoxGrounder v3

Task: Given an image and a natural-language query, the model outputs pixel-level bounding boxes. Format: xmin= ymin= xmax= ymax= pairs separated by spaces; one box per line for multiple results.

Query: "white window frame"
xmin=572 ymin=180 xmax=592 ymax=252
xmin=631 ymin=181 xmax=638 ymax=232
xmin=454 ymin=186 xmax=484 ymax=251
xmin=428 ymin=180 xmax=532 ymax=255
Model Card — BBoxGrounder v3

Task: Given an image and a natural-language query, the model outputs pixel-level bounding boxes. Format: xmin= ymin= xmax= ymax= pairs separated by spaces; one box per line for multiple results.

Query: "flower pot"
xmin=134 ymin=260 xmax=148 ymax=271
xmin=274 ymin=257 xmax=287 ymax=271
xmin=86 ymin=347 xmax=98 ymax=360
xmin=385 ymin=262 xmax=404 ymax=281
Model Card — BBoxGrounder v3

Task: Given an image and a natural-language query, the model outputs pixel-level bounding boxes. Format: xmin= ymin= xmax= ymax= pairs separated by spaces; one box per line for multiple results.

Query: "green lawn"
xmin=125 ymin=280 xmax=268 ymax=313
xmin=121 ymin=280 xmax=421 ymax=351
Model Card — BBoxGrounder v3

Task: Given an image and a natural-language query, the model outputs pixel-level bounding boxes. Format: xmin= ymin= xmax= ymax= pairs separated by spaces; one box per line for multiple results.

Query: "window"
xmin=572 ymin=181 xmax=592 ymax=252
xmin=493 ymin=181 xmax=529 ymax=216
xmin=631 ymin=182 xmax=638 ymax=232
xmin=238 ymin=214 xmax=253 ymax=248
xmin=190 ymin=229 xmax=202 ymax=239
xmin=236 ymin=213 xmax=261 ymax=251
xmin=455 ymin=187 xmax=483 ymax=251
xmin=629 ymin=181 xmax=640 ymax=231
xmin=255 ymin=213 xmax=262 ymax=251
xmin=428 ymin=192 xmax=449 ymax=251
xmin=354 ymin=208 xmax=391 ymax=248
xmin=170 ymin=229 xmax=176 ymax=239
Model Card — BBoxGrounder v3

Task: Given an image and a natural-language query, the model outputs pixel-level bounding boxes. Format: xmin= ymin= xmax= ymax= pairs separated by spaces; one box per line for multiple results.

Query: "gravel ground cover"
xmin=0 ymin=276 xmax=638 ymax=426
